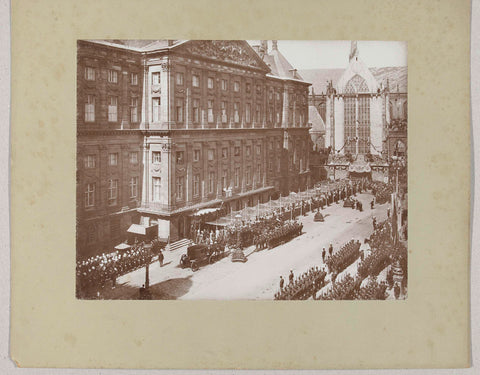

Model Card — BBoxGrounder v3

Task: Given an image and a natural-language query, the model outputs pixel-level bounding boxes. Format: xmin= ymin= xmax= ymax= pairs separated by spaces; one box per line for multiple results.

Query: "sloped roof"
xmin=86 ymin=39 xmax=186 ymax=52
xmin=263 ymin=48 xmax=304 ymax=81
xmin=300 ymin=66 xmax=407 ymax=94
xmin=308 ymin=105 xmax=325 ymax=133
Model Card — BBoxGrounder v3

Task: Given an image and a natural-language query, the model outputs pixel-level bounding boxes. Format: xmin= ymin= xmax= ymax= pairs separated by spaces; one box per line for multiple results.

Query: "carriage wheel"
xmin=191 ymin=261 xmax=199 ymax=272
xmin=179 ymin=255 xmax=187 ymax=268
xmin=209 ymin=254 xmax=216 ymax=264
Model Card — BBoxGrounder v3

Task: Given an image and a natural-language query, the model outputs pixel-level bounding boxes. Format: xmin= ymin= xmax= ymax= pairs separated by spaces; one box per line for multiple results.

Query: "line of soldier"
xmin=325 ymin=239 xmax=362 ymax=275
xmin=76 ymin=240 xmax=162 ymax=296
xmin=254 ymin=221 xmax=303 ymax=250
xmin=275 ymin=266 xmax=327 ymax=300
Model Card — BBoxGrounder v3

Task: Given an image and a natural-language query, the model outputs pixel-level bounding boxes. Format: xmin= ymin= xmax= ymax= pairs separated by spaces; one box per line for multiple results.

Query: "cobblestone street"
xmin=99 ymin=192 xmax=389 ymax=300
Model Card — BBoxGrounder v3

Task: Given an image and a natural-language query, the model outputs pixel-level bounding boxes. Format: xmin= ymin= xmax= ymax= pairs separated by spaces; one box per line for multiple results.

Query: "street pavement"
xmin=109 ymin=192 xmax=389 ymax=300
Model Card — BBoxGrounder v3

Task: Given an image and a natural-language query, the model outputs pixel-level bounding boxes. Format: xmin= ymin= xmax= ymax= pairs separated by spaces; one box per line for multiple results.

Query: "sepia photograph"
xmin=76 ymin=39 xmax=408 ymax=301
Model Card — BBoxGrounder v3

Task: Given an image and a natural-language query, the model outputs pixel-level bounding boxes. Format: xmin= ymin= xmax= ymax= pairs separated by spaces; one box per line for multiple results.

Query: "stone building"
xmin=301 ymin=41 xmax=407 ymax=182
xmin=77 ymin=40 xmax=311 ymax=257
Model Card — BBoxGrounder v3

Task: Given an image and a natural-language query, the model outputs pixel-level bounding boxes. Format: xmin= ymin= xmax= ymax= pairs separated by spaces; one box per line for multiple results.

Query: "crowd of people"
xmin=369 ymin=181 xmax=394 ymax=205
xmin=274 ymin=267 xmax=327 ymax=300
xmin=76 ymin=239 xmax=163 ymax=297
xmin=325 ymin=239 xmax=361 ymax=275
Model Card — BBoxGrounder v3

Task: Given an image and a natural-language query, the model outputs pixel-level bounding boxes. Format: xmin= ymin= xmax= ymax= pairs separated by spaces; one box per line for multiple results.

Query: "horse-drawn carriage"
xmin=179 ymin=243 xmax=226 ymax=271
xmin=343 ymin=197 xmax=355 ymax=208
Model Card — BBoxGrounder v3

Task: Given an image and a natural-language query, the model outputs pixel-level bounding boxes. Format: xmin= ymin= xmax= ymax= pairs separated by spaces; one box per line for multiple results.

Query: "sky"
xmin=247 ymin=40 xmax=407 ymax=70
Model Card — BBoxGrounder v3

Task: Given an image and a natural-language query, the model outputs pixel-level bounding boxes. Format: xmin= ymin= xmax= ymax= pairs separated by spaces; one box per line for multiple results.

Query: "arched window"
xmin=394 ymin=140 xmax=406 ymax=156
xmin=345 ymin=74 xmax=369 ymax=94
xmin=344 ymin=75 xmax=371 ymax=154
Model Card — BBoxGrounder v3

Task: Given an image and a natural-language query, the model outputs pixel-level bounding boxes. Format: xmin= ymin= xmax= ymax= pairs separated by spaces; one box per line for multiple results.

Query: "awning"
xmin=114 ymin=243 xmax=132 ymax=251
xmin=192 ymin=207 xmax=219 ymax=217
xmin=127 ymin=224 xmax=147 ymax=235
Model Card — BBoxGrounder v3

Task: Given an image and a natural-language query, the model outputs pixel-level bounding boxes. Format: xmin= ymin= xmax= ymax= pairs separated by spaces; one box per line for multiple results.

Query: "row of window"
xmin=84 ymin=95 xmax=138 ymax=123
xmin=84 ymin=95 xmax=303 ymax=125
xmin=84 ymin=67 xmax=138 ymax=85
xmin=152 ymin=71 xmax=280 ymax=98
xmin=151 ymin=164 xmax=265 ymax=203
xmin=151 ymin=97 xmax=286 ymax=125
xmin=84 ymin=177 xmax=138 ymax=208
xmin=83 ymin=152 xmax=138 ymax=169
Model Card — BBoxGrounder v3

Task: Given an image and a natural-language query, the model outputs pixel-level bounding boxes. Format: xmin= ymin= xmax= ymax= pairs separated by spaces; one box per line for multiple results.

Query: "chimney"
xmin=167 ymin=40 xmax=174 ymax=46
xmin=271 ymin=40 xmax=278 ymax=51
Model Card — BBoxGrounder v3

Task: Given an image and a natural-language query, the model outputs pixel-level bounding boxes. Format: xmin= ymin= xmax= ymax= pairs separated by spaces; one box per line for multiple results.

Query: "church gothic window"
xmin=344 ymin=74 xmax=370 ymax=154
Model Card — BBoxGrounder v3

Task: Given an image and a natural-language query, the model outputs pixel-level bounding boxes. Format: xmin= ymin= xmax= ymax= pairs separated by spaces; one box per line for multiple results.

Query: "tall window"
xmin=221 ymin=79 xmax=228 ymax=91
xmin=131 ymin=72 xmax=138 ymax=85
xmin=129 ymin=177 xmax=138 ymax=198
xmin=152 ymin=177 xmax=161 ymax=202
xmin=152 ymin=98 xmax=160 ymax=122
xmin=246 ymin=166 xmax=251 ymax=185
xmin=221 ymin=147 xmax=228 ymax=159
xmin=208 ymin=171 xmax=215 ymax=194
xmin=84 ymin=154 xmax=96 ymax=168
xmin=108 ymin=153 xmax=118 ymax=166
xmin=193 ymin=99 xmax=200 ymax=123
xmin=175 ymin=99 xmax=184 ymax=123
xmin=221 ymin=101 xmax=228 ymax=123
xmin=208 ymin=149 xmax=215 ymax=161
xmin=84 ymin=183 xmax=95 ymax=207
xmin=344 ymin=97 xmax=356 ymax=154
xmin=358 ymin=96 xmax=371 ymax=154
xmin=234 ymin=102 xmax=240 ymax=123
xmin=85 ymin=95 xmax=95 ymax=122
xmin=129 ymin=152 xmax=138 ymax=164
xmin=176 ymin=151 xmax=184 ymax=164
xmin=130 ymin=97 xmax=138 ymax=123
xmin=192 ymin=74 xmax=200 ymax=87
xmin=176 ymin=176 xmax=184 ymax=200
xmin=245 ymin=103 xmax=251 ymax=123
xmin=176 ymin=72 xmax=184 ymax=85
xmin=108 ymin=70 xmax=118 ymax=83
xmin=222 ymin=170 xmax=228 ymax=190
xmin=233 ymin=81 xmax=240 ymax=92
xmin=246 ymin=146 xmax=251 ymax=157
xmin=152 ymin=72 xmax=161 ymax=85
xmin=108 ymin=96 xmax=118 ymax=122
xmin=152 ymin=151 xmax=161 ymax=164
xmin=193 ymin=149 xmax=200 ymax=162
xmin=246 ymin=82 xmax=251 ymax=94
xmin=84 ymin=67 xmax=95 ymax=81
xmin=255 ymin=104 xmax=261 ymax=123
xmin=256 ymin=145 xmax=261 ymax=155
xmin=207 ymin=77 xmax=214 ymax=89
xmin=234 ymin=146 xmax=240 ymax=156
xmin=193 ymin=174 xmax=200 ymax=196
xmin=207 ymin=100 xmax=214 ymax=123
xmin=234 ymin=167 xmax=240 ymax=187
xmin=256 ymin=163 xmax=261 ymax=184
xmin=107 ymin=179 xmax=118 ymax=206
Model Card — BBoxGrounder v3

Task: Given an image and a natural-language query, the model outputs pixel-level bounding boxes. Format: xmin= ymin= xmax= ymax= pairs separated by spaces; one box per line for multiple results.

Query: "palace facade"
xmin=77 ymin=40 xmax=311 ymax=258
